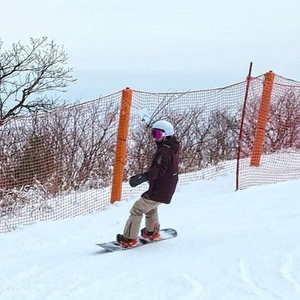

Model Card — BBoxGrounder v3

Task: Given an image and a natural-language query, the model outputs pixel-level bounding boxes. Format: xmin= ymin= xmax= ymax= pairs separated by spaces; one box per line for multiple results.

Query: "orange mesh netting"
xmin=237 ymin=73 xmax=300 ymax=189
xmin=122 ymin=84 xmax=246 ymax=200
xmin=2 ymin=72 xmax=300 ymax=233
xmin=0 ymin=92 xmax=121 ymax=232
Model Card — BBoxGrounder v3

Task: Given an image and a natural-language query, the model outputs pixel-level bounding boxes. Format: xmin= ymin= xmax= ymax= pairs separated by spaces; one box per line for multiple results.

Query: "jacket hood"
xmin=159 ymin=136 xmax=180 ymax=154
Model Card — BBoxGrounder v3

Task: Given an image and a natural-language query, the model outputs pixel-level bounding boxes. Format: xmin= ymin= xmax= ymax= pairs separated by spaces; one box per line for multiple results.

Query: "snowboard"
xmin=96 ymin=228 xmax=177 ymax=252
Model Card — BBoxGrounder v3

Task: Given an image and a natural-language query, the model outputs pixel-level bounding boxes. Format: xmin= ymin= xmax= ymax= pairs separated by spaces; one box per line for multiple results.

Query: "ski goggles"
xmin=151 ymin=129 xmax=164 ymax=139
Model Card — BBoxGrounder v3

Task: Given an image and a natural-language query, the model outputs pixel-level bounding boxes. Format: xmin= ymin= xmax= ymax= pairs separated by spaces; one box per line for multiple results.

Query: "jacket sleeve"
xmin=147 ymin=147 xmax=172 ymax=180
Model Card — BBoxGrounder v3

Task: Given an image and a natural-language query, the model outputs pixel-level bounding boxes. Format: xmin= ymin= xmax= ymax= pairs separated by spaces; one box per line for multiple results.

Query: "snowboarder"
xmin=116 ymin=120 xmax=180 ymax=248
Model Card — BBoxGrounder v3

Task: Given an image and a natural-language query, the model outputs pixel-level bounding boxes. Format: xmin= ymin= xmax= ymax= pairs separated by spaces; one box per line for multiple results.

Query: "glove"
xmin=129 ymin=173 xmax=148 ymax=187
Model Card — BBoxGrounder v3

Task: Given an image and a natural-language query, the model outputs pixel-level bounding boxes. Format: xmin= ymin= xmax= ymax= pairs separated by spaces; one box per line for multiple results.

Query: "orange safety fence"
xmin=237 ymin=73 xmax=300 ymax=189
xmin=1 ymin=72 xmax=300 ymax=233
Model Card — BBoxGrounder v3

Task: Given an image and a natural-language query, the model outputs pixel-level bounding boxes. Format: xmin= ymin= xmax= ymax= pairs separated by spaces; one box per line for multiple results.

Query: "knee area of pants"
xmin=130 ymin=208 xmax=143 ymax=216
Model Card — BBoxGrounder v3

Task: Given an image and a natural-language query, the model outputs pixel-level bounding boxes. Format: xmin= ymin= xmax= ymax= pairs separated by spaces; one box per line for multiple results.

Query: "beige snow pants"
xmin=123 ymin=197 xmax=161 ymax=239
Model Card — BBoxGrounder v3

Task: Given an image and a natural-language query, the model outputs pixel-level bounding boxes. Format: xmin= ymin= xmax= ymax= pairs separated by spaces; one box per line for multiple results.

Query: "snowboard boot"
xmin=141 ymin=227 xmax=161 ymax=241
xmin=116 ymin=234 xmax=138 ymax=248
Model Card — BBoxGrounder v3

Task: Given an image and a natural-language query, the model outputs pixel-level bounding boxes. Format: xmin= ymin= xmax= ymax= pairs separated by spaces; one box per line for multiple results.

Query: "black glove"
xmin=129 ymin=173 xmax=148 ymax=187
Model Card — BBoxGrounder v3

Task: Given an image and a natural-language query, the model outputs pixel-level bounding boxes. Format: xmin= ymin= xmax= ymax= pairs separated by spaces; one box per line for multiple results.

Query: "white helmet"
xmin=152 ymin=120 xmax=174 ymax=137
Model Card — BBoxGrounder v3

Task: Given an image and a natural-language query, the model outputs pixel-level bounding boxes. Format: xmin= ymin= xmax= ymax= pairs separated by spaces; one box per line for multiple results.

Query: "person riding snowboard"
xmin=116 ymin=120 xmax=180 ymax=248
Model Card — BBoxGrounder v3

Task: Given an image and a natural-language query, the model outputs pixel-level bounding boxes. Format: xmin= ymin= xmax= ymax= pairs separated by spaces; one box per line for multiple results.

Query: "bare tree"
xmin=266 ymin=90 xmax=300 ymax=151
xmin=0 ymin=37 xmax=76 ymax=121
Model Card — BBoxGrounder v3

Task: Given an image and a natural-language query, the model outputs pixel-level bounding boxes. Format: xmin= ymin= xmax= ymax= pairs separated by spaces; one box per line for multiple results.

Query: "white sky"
xmin=1 ymin=0 xmax=300 ymax=102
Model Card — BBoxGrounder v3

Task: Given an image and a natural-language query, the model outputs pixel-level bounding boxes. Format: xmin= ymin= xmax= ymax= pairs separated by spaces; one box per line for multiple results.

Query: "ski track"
xmin=280 ymin=248 xmax=300 ymax=297
xmin=239 ymin=258 xmax=283 ymax=300
xmin=179 ymin=274 xmax=206 ymax=300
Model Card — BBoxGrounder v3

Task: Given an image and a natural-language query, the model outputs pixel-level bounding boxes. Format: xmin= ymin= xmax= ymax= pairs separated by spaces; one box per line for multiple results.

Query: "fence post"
xmin=250 ymin=71 xmax=275 ymax=167
xmin=110 ymin=88 xmax=133 ymax=204
xmin=236 ymin=62 xmax=253 ymax=190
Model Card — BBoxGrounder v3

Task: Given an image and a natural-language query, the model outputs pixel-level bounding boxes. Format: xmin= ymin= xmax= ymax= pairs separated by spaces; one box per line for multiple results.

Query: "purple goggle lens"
xmin=151 ymin=129 xmax=163 ymax=139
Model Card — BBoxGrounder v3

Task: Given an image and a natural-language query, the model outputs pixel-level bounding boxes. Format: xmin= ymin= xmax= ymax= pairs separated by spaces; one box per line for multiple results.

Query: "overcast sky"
xmin=1 ymin=0 xmax=300 ymax=102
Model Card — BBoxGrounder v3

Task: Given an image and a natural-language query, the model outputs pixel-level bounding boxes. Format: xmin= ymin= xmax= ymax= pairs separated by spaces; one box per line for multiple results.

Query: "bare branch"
xmin=0 ymin=37 xmax=77 ymax=121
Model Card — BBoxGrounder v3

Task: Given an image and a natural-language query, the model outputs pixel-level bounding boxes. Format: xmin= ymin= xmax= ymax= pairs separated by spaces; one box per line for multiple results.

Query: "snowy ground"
xmin=1 ymin=172 xmax=300 ymax=300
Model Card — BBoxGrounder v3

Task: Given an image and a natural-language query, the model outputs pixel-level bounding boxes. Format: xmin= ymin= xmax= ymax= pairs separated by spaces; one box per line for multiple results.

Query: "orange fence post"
xmin=110 ymin=88 xmax=133 ymax=204
xmin=250 ymin=71 xmax=275 ymax=167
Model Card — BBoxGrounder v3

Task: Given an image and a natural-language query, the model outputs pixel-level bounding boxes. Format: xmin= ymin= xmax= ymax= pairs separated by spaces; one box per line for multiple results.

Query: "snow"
xmin=1 ymin=172 xmax=300 ymax=299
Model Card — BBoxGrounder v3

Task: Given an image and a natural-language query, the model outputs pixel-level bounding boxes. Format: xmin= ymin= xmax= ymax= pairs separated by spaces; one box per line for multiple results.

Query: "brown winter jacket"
xmin=142 ymin=136 xmax=180 ymax=204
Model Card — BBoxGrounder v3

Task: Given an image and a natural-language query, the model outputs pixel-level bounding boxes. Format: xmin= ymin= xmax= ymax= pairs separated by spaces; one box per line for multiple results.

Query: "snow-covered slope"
xmin=1 ymin=173 xmax=300 ymax=300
